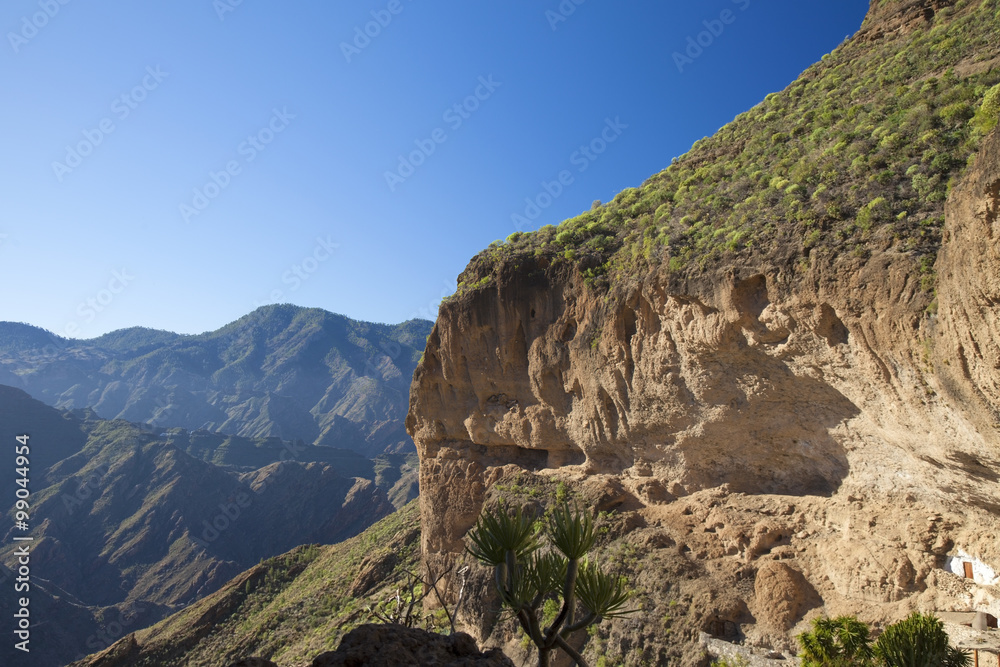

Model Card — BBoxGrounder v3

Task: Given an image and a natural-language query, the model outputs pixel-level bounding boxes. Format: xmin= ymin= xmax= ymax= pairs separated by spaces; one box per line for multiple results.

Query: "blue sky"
xmin=0 ymin=0 xmax=870 ymax=338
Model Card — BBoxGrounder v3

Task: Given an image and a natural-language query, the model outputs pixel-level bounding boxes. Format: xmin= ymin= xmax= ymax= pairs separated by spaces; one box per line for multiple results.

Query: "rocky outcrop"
xmin=226 ymin=659 xmax=280 ymax=667
xmin=221 ymin=628 xmax=513 ymax=667
xmin=407 ymin=93 xmax=1000 ymax=667
xmin=311 ymin=625 xmax=513 ymax=667
xmin=856 ymin=0 xmax=958 ymax=42
xmin=935 ymin=129 xmax=1000 ymax=437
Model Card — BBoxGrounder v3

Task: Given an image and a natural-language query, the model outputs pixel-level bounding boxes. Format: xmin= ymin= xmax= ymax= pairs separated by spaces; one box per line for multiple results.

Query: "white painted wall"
xmin=946 ymin=549 xmax=1000 ymax=586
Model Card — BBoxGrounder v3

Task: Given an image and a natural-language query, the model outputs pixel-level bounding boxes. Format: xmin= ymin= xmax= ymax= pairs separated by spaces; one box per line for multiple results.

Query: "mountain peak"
xmin=89 ymin=327 xmax=184 ymax=353
xmin=0 ymin=307 xmax=434 ymax=457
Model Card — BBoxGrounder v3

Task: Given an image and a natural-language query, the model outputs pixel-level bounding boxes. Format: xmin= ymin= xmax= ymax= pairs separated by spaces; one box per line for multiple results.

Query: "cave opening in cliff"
xmin=471 ymin=442 xmax=585 ymax=471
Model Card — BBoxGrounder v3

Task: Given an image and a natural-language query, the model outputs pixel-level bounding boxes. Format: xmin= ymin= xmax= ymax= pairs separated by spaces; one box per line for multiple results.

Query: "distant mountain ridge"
xmin=0 ymin=305 xmax=433 ymax=457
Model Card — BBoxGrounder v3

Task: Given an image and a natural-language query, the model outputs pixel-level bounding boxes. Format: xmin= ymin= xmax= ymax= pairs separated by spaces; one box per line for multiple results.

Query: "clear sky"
xmin=0 ymin=0 xmax=870 ymax=338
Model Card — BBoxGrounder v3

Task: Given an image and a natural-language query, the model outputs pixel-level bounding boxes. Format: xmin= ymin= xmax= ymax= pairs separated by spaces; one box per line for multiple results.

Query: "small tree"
xmin=798 ymin=615 xmax=874 ymax=667
xmin=366 ymin=565 xmax=468 ymax=633
xmin=367 ymin=570 xmax=426 ymax=628
xmin=466 ymin=501 xmax=632 ymax=667
xmin=873 ymin=612 xmax=970 ymax=667
xmin=973 ymin=83 xmax=1000 ymax=136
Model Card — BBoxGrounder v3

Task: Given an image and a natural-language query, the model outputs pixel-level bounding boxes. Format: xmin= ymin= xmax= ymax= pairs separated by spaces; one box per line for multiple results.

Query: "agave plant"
xmin=466 ymin=500 xmax=633 ymax=667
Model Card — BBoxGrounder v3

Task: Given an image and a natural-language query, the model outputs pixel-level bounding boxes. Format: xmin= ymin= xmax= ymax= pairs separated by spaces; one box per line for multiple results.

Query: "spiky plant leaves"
xmin=466 ymin=503 xmax=540 ymax=566
xmin=548 ymin=501 xmax=596 ymax=560
xmin=530 ymin=551 xmax=568 ymax=599
xmin=496 ymin=561 xmax=538 ymax=610
xmin=873 ymin=612 xmax=970 ymax=667
xmin=466 ymin=500 xmax=635 ymax=667
xmin=798 ymin=615 xmax=874 ymax=667
xmin=575 ymin=560 xmax=632 ymax=619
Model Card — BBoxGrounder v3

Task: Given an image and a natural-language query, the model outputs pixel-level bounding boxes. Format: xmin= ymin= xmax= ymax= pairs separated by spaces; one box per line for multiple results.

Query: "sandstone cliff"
xmin=407 ymin=1 xmax=1000 ymax=663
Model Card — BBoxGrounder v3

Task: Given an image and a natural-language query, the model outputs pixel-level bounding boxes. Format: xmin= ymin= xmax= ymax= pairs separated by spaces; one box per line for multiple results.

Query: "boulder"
xmin=312 ymin=624 xmax=514 ymax=667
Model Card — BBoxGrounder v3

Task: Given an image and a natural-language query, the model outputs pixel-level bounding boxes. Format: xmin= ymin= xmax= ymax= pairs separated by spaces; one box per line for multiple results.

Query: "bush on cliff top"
xmin=471 ymin=1 xmax=1000 ymax=293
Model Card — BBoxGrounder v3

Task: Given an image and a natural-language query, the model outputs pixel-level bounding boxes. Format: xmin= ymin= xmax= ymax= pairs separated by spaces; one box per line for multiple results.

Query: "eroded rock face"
xmin=407 ymin=126 xmax=1000 ymax=664
xmin=407 ymin=125 xmax=1000 ymax=661
xmin=935 ymin=129 xmax=1000 ymax=437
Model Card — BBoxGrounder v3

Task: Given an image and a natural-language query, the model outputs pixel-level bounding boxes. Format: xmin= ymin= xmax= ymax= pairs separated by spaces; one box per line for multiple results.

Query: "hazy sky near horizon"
xmin=1 ymin=0 xmax=869 ymax=338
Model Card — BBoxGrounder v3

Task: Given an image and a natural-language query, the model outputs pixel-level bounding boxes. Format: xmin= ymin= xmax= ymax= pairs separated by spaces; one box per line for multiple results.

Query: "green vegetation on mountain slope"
xmin=461 ymin=0 xmax=1000 ymax=294
xmin=0 ymin=384 xmax=88 ymax=471
xmin=0 ymin=387 xmax=395 ymax=667
xmin=71 ymin=502 xmax=422 ymax=667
